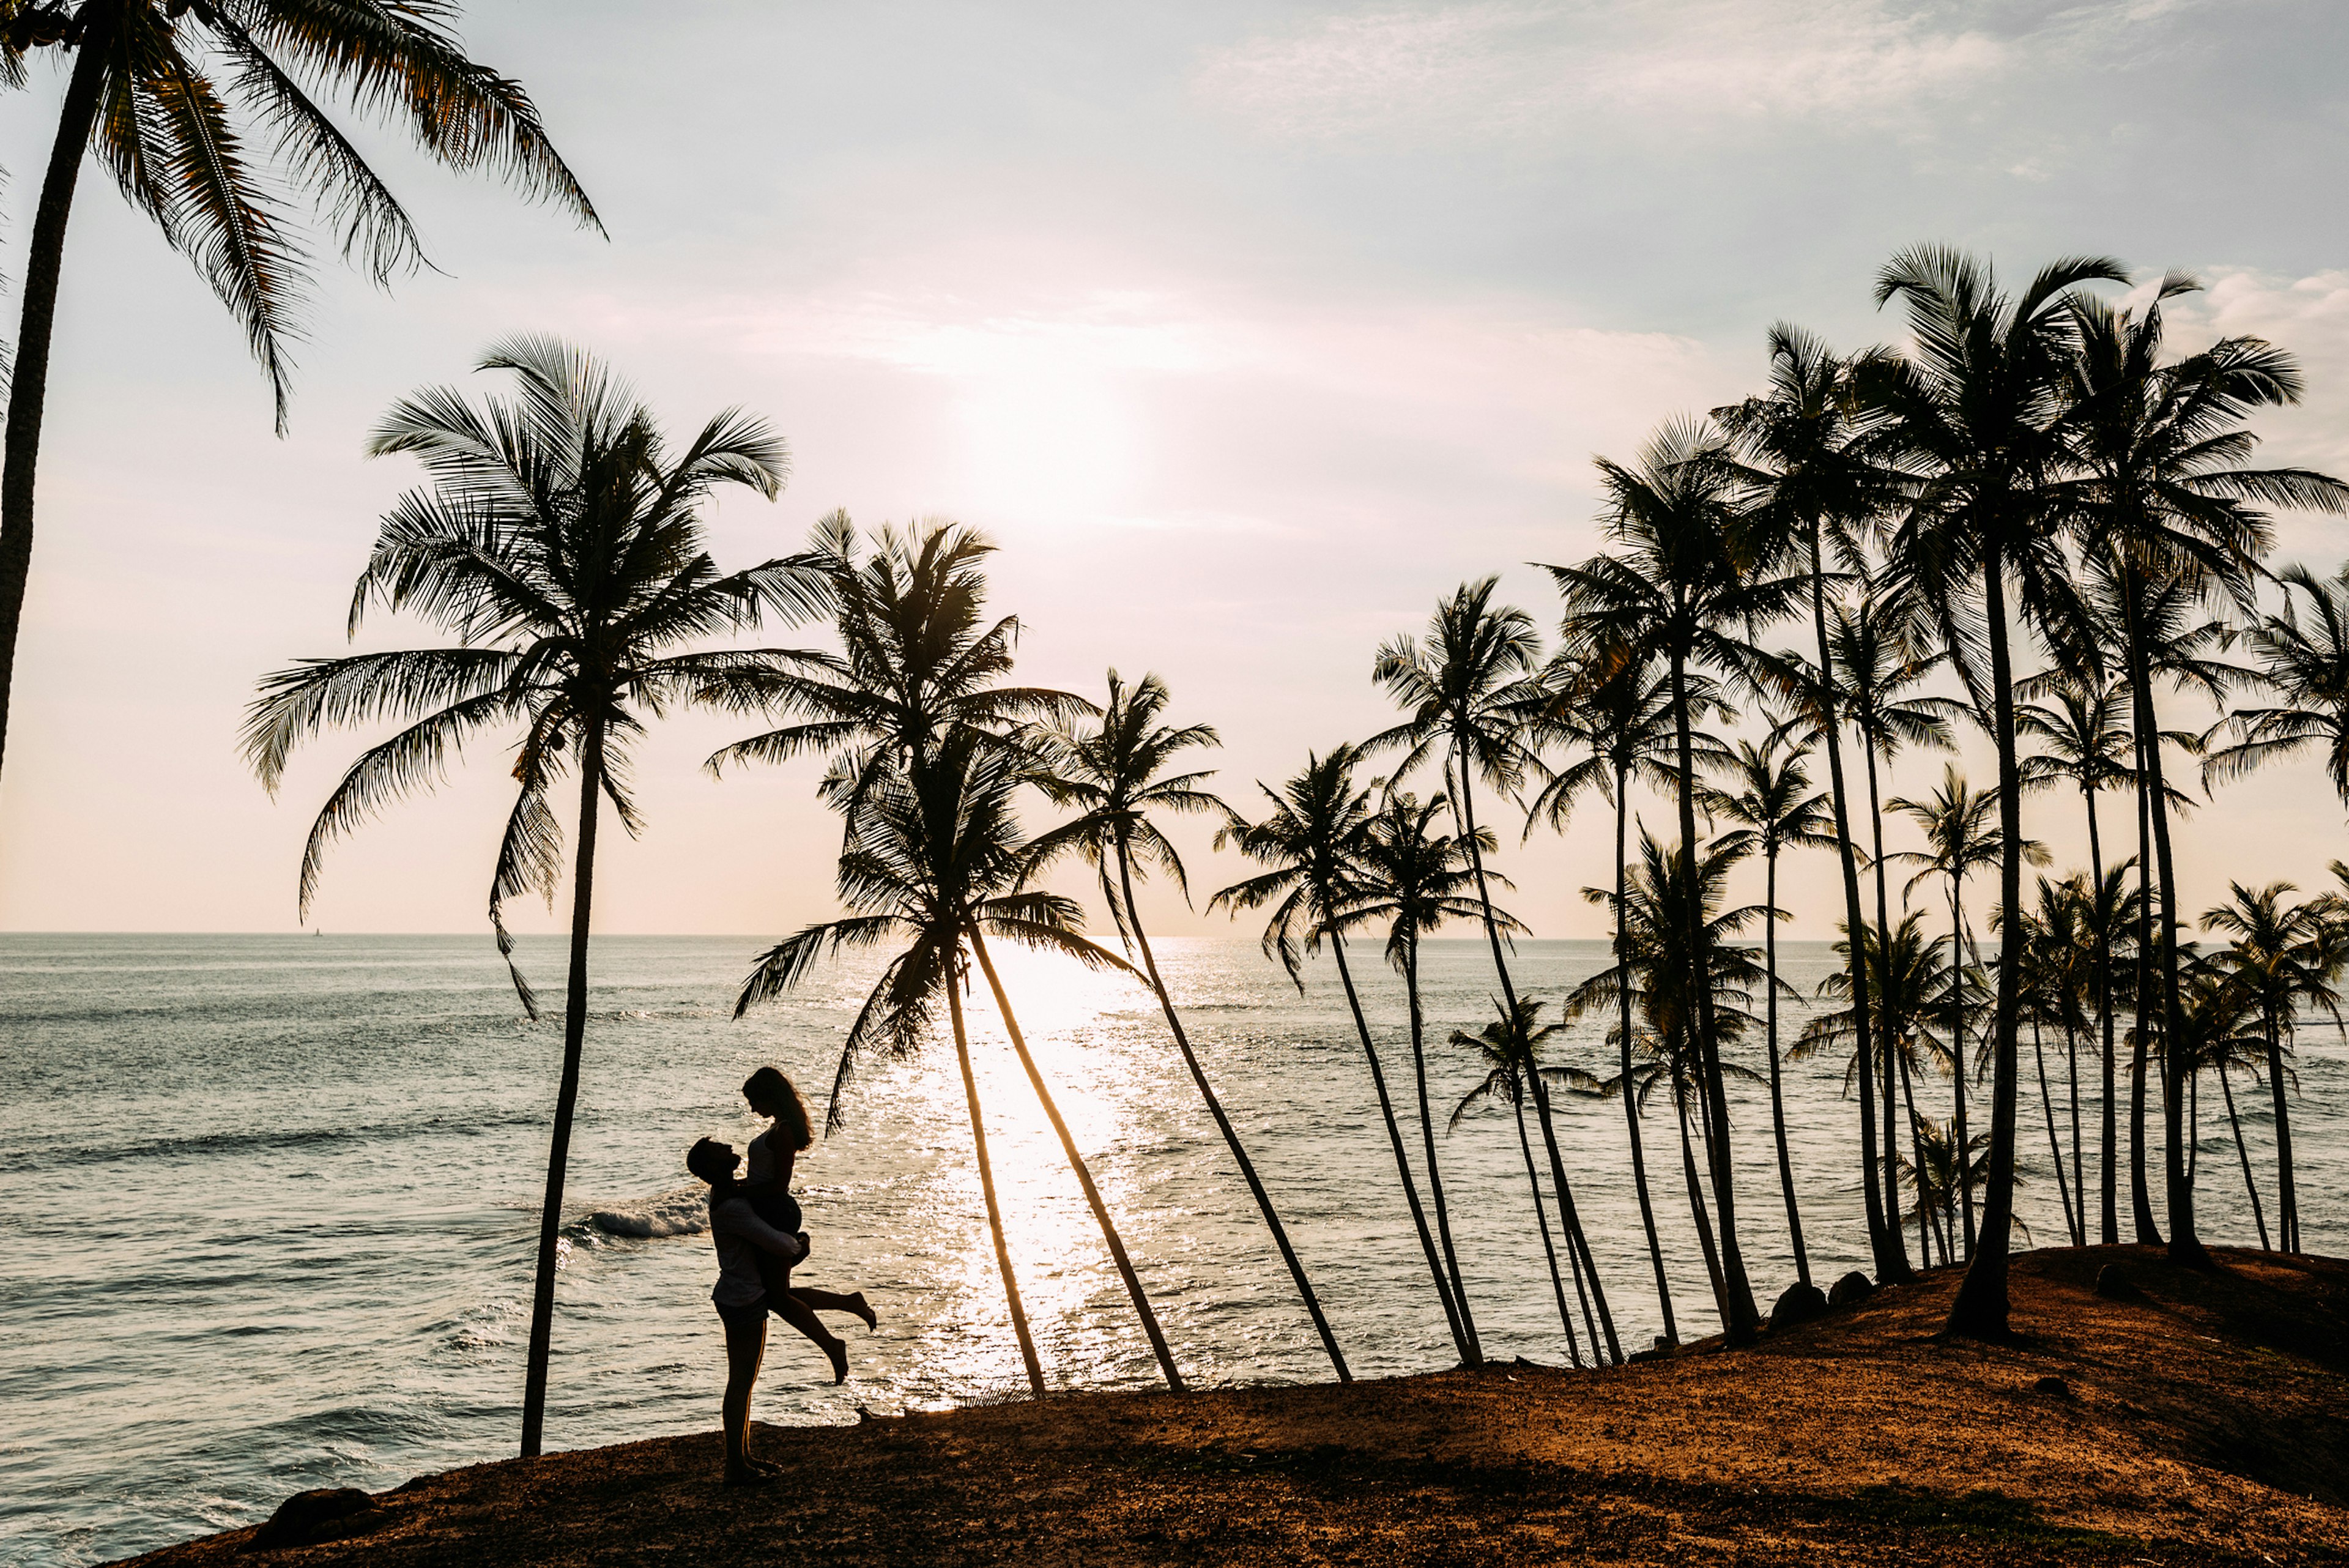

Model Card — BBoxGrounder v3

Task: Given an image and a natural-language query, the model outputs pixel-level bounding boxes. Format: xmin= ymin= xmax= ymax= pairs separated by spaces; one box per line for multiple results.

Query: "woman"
xmin=686 ymin=1135 xmax=803 ymax=1486
xmin=740 ymin=1066 xmax=876 ymax=1383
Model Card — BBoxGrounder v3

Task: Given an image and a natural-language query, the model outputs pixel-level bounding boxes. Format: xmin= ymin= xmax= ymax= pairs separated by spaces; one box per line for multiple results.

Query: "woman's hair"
xmin=743 ymin=1066 xmax=814 ymax=1153
xmin=686 ymin=1137 xmax=737 ymax=1187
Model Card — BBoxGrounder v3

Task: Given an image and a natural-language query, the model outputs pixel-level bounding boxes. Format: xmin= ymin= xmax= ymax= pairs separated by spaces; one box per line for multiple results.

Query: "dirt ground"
xmin=122 ymin=1246 xmax=2349 ymax=1566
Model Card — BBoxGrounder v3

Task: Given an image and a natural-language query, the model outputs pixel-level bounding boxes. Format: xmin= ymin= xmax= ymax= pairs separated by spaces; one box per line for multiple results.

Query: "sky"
xmin=2 ymin=0 xmax=2347 ymax=943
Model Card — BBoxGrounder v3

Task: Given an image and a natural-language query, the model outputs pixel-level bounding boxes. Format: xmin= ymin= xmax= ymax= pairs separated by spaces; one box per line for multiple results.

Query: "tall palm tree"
xmin=1 ymin=0 xmax=601 ymax=781
xmin=1212 ymin=746 xmax=1472 ymax=1363
xmin=1549 ymin=418 xmax=1805 ymax=1345
xmin=1371 ymin=579 xmax=1620 ymax=1362
xmin=733 ymin=729 xmax=1151 ymax=1399
xmin=2166 ymin=956 xmax=2276 ymax=1250
xmin=1713 ymin=325 xmax=1910 ymax=1282
xmin=1887 ymin=764 xmax=2044 ymax=1257
xmin=1345 ymin=789 xmax=1518 ymax=1365
xmin=2010 ymin=874 xmax=2101 ymax=1246
xmin=1523 ymin=643 xmax=1711 ymax=1342
xmin=1026 ymin=671 xmax=1350 ymax=1380
xmin=2064 ymin=277 xmax=2348 ymax=1268
xmin=1867 ymin=245 xmax=2126 ymax=1336
xmin=2017 ymin=670 xmax=2135 ymax=1241
xmin=2216 ymin=562 xmax=2349 ymax=811
xmin=2198 ymin=881 xmax=2343 ymax=1253
xmin=1449 ymin=998 xmax=1604 ymax=1365
xmin=1699 ymin=729 xmax=1838 ymax=1287
xmin=243 ymin=339 xmax=809 ymax=1455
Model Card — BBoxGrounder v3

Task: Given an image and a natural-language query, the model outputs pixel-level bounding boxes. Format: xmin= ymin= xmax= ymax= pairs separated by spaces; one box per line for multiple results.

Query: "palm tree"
xmin=733 ymin=728 xmax=1152 ymax=1399
xmin=1899 ymin=1117 xmax=2021 ymax=1258
xmin=2166 ymin=956 xmax=2276 ymax=1250
xmin=2017 ymin=670 xmax=2134 ymax=1241
xmin=2216 ymin=562 xmax=2349 ymax=816
xmin=1867 ymin=245 xmax=2126 ymax=1336
xmin=1699 ymin=729 xmax=1838 ymax=1286
xmin=1212 ymin=746 xmax=1472 ymax=1363
xmin=1713 ymin=326 xmax=1910 ymax=1283
xmin=1 ymin=0 xmax=601 ymax=781
xmin=2064 ymin=277 xmax=2349 ymax=1268
xmin=1345 ymin=789 xmax=1518 ymax=1365
xmin=2011 ymin=875 xmax=2099 ymax=1246
xmin=1449 ymin=998 xmax=1605 ymax=1365
xmin=1523 ymin=642 xmax=1711 ymax=1342
xmin=243 ymin=339 xmax=809 ymax=1455
xmin=2198 ymin=882 xmax=2343 ymax=1253
xmin=1026 ymin=670 xmax=1350 ymax=1380
xmin=1887 ymin=764 xmax=2044 ymax=1256
xmin=1371 ymin=579 xmax=1620 ymax=1362
xmin=1549 ymin=418 xmax=1806 ymax=1345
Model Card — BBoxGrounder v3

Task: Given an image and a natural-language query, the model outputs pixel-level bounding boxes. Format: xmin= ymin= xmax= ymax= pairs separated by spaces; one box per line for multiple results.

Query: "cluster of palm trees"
xmin=249 ymin=239 xmax=2349 ymax=1454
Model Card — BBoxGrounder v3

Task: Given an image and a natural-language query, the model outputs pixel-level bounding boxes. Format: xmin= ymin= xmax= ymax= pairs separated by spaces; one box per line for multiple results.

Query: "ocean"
xmin=2 ymin=932 xmax=2339 ymax=1566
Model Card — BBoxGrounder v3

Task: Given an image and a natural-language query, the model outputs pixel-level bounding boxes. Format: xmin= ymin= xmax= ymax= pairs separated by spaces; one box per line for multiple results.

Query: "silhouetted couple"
xmin=687 ymin=1066 xmax=875 ymax=1486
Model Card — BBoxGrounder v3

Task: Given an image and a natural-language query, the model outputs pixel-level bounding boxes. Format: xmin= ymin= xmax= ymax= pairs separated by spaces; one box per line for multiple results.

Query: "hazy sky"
xmin=2 ymin=0 xmax=2347 ymax=942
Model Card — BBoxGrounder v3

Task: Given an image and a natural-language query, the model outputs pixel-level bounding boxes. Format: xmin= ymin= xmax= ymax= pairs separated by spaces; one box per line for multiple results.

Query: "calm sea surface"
xmin=3 ymin=932 xmax=2341 ymax=1566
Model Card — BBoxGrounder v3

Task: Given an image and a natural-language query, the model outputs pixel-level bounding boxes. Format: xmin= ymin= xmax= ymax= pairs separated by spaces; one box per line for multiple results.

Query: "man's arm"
xmin=712 ymin=1198 xmax=805 ymax=1262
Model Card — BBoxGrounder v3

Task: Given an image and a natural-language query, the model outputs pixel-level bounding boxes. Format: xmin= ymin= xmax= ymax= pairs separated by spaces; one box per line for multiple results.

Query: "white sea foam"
xmin=587 ymin=1187 xmax=708 ymax=1239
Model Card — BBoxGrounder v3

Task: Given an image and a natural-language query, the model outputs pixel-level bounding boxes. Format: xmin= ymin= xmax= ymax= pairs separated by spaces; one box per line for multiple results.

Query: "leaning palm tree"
xmin=243 ymin=339 xmax=811 ymax=1455
xmin=2199 ymin=881 xmax=2343 ymax=1254
xmin=1549 ymin=418 xmax=1806 ymax=1345
xmin=1212 ymin=746 xmax=1471 ymax=1362
xmin=1449 ymin=997 xmax=1605 ymax=1365
xmin=1712 ymin=325 xmax=1910 ymax=1282
xmin=1867 ymin=245 xmax=2126 ymax=1336
xmin=2166 ymin=956 xmax=2277 ymax=1250
xmin=1899 ymin=1117 xmax=2022 ymax=1261
xmin=1025 ymin=669 xmax=1351 ymax=1381
xmin=1699 ymin=729 xmax=1838 ymax=1287
xmin=735 ymin=728 xmax=1155 ymax=1399
xmin=1345 ymin=789 xmax=1520 ymax=1365
xmin=1 ymin=0 xmax=601 ymax=781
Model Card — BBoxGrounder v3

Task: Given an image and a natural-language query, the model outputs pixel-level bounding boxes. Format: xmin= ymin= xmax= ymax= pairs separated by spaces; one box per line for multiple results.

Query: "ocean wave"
xmin=582 ymin=1187 xmax=708 ymax=1239
xmin=0 ymin=1109 xmax=550 ymax=1176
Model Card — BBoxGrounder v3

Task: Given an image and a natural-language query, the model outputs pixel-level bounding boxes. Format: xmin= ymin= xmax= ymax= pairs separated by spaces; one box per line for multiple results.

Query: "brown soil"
xmin=121 ymin=1246 xmax=2349 ymax=1566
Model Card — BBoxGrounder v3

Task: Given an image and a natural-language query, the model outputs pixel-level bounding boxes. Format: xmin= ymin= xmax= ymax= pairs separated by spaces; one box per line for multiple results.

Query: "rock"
xmin=1770 ymin=1281 xmax=1830 ymax=1331
xmin=2033 ymin=1375 xmax=2073 ymax=1399
xmin=1827 ymin=1271 xmax=1875 ymax=1307
xmin=1626 ymin=1346 xmax=1674 ymax=1364
xmin=2095 ymin=1265 xmax=2146 ymax=1302
xmin=250 ymin=1487 xmax=374 ymax=1550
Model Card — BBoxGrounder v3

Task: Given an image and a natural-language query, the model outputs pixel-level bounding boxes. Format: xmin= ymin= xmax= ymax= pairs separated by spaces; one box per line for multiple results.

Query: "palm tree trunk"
xmin=2217 ymin=1066 xmax=2271 ymax=1251
xmin=2129 ymin=732 xmax=2163 ymax=1244
xmin=1947 ymin=549 xmax=2026 ymax=1339
xmin=1328 ymin=930 xmax=1471 ymax=1361
xmin=1677 ymin=1091 xmax=1729 ymax=1326
xmin=521 ymin=719 xmax=605 ymax=1457
xmin=2066 ymin=1014 xmax=2084 ymax=1247
xmin=1514 ymin=1093 xmax=1584 ymax=1365
xmin=1403 ymin=937 xmax=1480 ymax=1363
xmin=2263 ymin=1019 xmax=2297 ymax=1254
xmin=2188 ymin=1071 xmax=2200 ymax=1184
xmin=1806 ymin=523 xmax=1901 ymax=1280
xmin=945 ymin=960 xmax=1046 ymax=1398
xmin=1669 ymin=645 xmax=1760 ymax=1343
xmin=2035 ymin=1016 xmax=2077 ymax=1248
xmin=2122 ymin=576 xmax=2207 ymax=1269
xmin=1863 ymin=738 xmax=1909 ymax=1266
xmin=967 ymin=929 xmax=1186 ymax=1391
xmin=0 ymin=7 xmax=119 ymax=783
xmin=1115 ymin=847 xmax=1349 ymax=1381
xmin=2086 ymin=786 xmax=2118 ymax=1245
xmin=1615 ymin=768 xmax=1679 ymax=1340
xmin=1456 ymin=753 xmax=1620 ymax=1362
xmin=1763 ymin=847 xmax=1809 ymax=1287
xmin=1553 ymin=1149 xmax=1615 ymax=1361
xmin=1895 ymin=1047 xmax=1934 ymax=1265
xmin=1949 ymin=883 xmax=1976 ymax=1258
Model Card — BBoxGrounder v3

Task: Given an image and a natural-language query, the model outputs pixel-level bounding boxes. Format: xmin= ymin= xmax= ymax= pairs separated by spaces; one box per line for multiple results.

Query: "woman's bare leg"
xmin=792 ymin=1285 xmax=877 ymax=1330
xmin=721 ymin=1312 xmax=768 ymax=1484
xmin=770 ymin=1291 xmax=849 ymax=1383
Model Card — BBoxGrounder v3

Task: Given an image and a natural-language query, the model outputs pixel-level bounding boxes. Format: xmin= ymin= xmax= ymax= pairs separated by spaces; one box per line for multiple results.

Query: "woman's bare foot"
xmin=746 ymin=1456 xmax=782 ymax=1476
xmin=825 ymin=1339 xmax=848 ymax=1384
xmin=848 ymin=1291 xmax=877 ymax=1332
xmin=723 ymin=1465 xmax=768 ymax=1488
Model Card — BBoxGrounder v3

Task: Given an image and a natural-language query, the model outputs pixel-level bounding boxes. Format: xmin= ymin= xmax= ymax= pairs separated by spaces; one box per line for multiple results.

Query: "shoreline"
xmin=118 ymin=1246 xmax=2349 ymax=1566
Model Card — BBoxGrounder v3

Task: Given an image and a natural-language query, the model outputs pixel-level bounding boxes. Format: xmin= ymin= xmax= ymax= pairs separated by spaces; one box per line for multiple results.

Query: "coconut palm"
xmin=1887 ymin=764 xmax=2046 ymax=1257
xmin=2011 ymin=875 xmax=2102 ymax=1246
xmin=243 ymin=338 xmax=811 ymax=1455
xmin=0 ymin=0 xmax=601 ymax=781
xmin=1699 ymin=729 xmax=1839 ymax=1286
xmin=2215 ymin=562 xmax=2349 ymax=817
xmin=1211 ymin=746 xmax=1471 ymax=1362
xmin=1866 ymin=245 xmax=2126 ymax=1336
xmin=1899 ymin=1117 xmax=2024 ymax=1258
xmin=1449 ymin=998 xmax=1605 ymax=1365
xmin=2017 ymin=670 xmax=2134 ymax=1241
xmin=1026 ymin=670 xmax=1350 ymax=1380
xmin=734 ymin=727 xmax=1162 ymax=1398
xmin=1549 ymin=418 xmax=1808 ymax=1345
xmin=1522 ymin=641 xmax=1718 ymax=1342
xmin=1712 ymin=325 xmax=1911 ymax=1282
xmin=2198 ymin=882 xmax=2345 ymax=1253
xmin=1343 ymin=789 xmax=1520 ymax=1365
